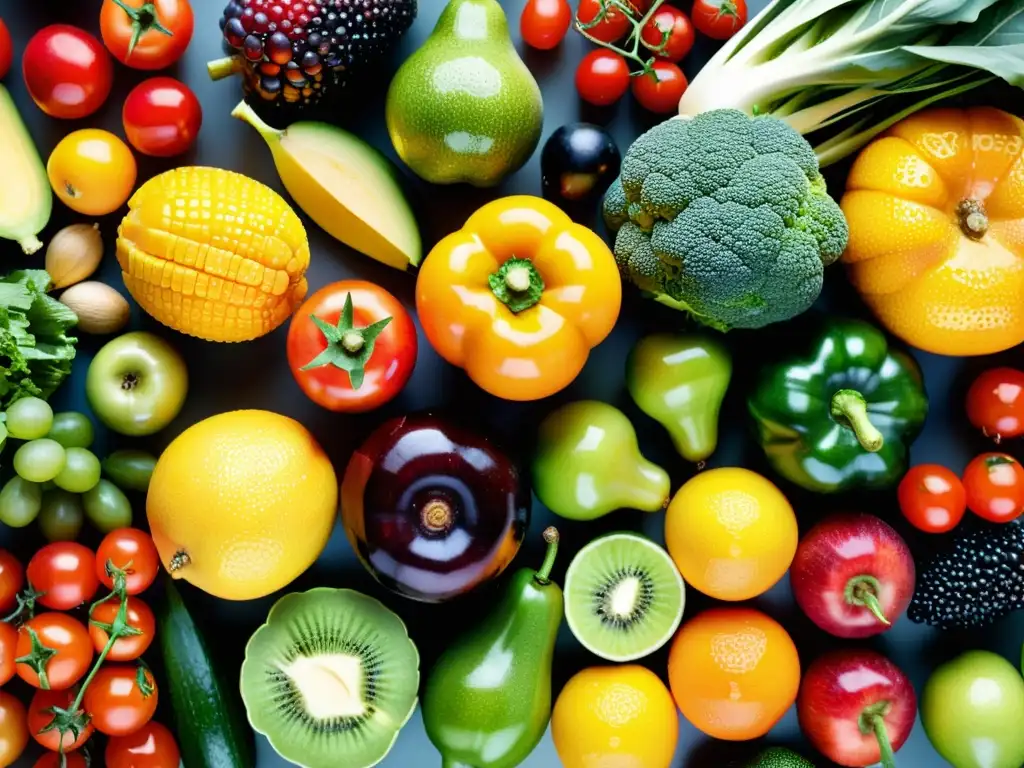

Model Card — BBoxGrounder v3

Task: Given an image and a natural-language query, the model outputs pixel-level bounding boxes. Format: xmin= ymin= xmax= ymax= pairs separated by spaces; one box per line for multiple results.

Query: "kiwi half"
xmin=240 ymin=588 xmax=420 ymax=768
xmin=564 ymin=532 xmax=685 ymax=662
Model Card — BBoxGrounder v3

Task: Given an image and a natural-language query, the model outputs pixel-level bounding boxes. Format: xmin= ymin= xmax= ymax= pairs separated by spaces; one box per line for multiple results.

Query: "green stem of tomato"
xmin=574 ymin=0 xmax=670 ymax=73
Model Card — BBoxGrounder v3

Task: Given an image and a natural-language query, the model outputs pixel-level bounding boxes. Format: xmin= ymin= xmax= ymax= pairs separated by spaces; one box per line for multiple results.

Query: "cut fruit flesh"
xmin=279 ymin=653 xmax=367 ymax=720
xmin=564 ymin=532 xmax=685 ymax=663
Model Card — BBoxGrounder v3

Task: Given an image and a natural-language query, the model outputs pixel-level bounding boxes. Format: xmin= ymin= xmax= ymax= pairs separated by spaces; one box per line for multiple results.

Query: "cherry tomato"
xmin=96 ymin=529 xmax=161 ymax=596
xmin=122 ymin=77 xmax=202 ymax=157
xmin=106 ymin=721 xmax=181 ymax=768
xmin=16 ymin=613 xmax=94 ymax=691
xmin=28 ymin=688 xmax=93 ymax=753
xmin=640 ymin=4 xmax=695 ymax=61
xmin=26 ymin=542 xmax=99 ymax=611
xmin=0 ymin=549 xmax=24 ymax=614
xmin=691 ymin=0 xmax=747 ymax=40
xmin=0 ymin=19 xmax=12 ymax=80
xmin=521 ymin=0 xmax=573 ymax=49
xmin=84 ymin=664 xmax=158 ymax=737
xmin=35 ymin=752 xmax=88 ymax=768
xmin=100 ymin=0 xmax=194 ymax=70
xmin=575 ymin=50 xmax=631 ymax=107
xmin=89 ymin=596 xmax=156 ymax=661
xmin=963 ymin=452 xmax=1024 ymax=523
xmin=287 ymin=281 xmax=418 ymax=413
xmin=22 ymin=25 xmax=113 ymax=119
xmin=0 ymin=691 xmax=28 ymax=767
xmin=898 ymin=464 xmax=967 ymax=533
xmin=575 ymin=0 xmax=632 ymax=43
xmin=0 ymin=622 xmax=16 ymax=686
xmin=967 ymin=367 xmax=1024 ymax=443
xmin=47 ymin=129 xmax=138 ymax=217
xmin=631 ymin=60 xmax=688 ymax=113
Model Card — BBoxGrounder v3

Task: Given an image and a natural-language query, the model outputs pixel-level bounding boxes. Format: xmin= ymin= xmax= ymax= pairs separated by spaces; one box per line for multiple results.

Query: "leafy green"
xmin=0 ymin=270 xmax=78 ymax=410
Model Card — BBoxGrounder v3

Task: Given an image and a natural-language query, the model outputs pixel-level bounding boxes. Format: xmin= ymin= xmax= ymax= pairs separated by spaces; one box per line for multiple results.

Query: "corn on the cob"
xmin=116 ymin=167 xmax=310 ymax=343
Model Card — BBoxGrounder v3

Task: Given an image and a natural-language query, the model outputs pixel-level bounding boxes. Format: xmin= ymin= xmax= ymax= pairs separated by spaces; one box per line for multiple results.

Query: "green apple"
xmin=86 ymin=331 xmax=188 ymax=437
xmin=922 ymin=650 xmax=1024 ymax=768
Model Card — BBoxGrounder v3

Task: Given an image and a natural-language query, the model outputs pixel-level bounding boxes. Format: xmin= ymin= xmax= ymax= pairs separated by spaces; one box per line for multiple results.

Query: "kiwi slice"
xmin=240 ymin=588 xmax=420 ymax=768
xmin=564 ymin=532 xmax=685 ymax=662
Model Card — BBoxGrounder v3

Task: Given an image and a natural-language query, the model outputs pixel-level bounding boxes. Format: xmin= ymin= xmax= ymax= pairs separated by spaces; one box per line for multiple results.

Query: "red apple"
xmin=790 ymin=512 xmax=914 ymax=638
xmin=798 ymin=649 xmax=916 ymax=768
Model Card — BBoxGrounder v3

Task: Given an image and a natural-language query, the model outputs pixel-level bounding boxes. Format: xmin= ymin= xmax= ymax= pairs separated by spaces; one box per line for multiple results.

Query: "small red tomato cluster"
xmin=521 ymin=0 xmax=746 ymax=113
xmin=0 ymin=529 xmax=182 ymax=767
xmin=899 ymin=366 xmax=1024 ymax=532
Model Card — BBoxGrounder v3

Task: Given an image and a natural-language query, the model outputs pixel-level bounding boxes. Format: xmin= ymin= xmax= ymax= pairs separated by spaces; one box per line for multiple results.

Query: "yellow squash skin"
xmin=841 ymin=107 xmax=1024 ymax=356
xmin=116 ymin=167 xmax=310 ymax=343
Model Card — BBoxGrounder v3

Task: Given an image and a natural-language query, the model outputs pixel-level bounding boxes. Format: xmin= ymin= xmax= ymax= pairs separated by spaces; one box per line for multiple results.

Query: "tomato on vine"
xmin=15 ymin=613 xmax=94 ymax=690
xmin=96 ymin=529 xmax=160 ymax=595
xmin=100 ymin=0 xmax=194 ymax=70
xmin=26 ymin=542 xmax=99 ymax=611
xmin=898 ymin=464 xmax=967 ymax=533
xmin=521 ymin=0 xmax=573 ymax=49
xmin=963 ymin=453 xmax=1024 ymax=523
xmin=89 ymin=596 xmax=156 ymax=661
xmin=28 ymin=689 xmax=94 ymax=752
xmin=640 ymin=4 xmax=695 ymax=61
xmin=84 ymin=664 xmax=159 ymax=736
xmin=106 ymin=720 xmax=181 ymax=768
xmin=576 ymin=50 xmax=631 ymax=106
xmin=34 ymin=753 xmax=88 ymax=768
xmin=575 ymin=0 xmax=633 ymax=43
xmin=0 ymin=549 xmax=24 ymax=614
xmin=966 ymin=366 xmax=1024 ymax=443
xmin=0 ymin=622 xmax=16 ymax=686
xmin=631 ymin=59 xmax=688 ymax=112
xmin=691 ymin=0 xmax=747 ymax=39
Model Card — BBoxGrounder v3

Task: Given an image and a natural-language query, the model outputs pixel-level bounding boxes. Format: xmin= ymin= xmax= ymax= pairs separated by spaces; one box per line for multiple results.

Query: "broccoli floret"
xmin=601 ymin=109 xmax=849 ymax=331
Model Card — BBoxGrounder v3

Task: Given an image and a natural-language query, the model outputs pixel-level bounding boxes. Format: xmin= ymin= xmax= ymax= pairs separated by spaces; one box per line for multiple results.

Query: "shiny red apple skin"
xmin=790 ymin=512 xmax=915 ymax=638
xmin=798 ymin=649 xmax=917 ymax=768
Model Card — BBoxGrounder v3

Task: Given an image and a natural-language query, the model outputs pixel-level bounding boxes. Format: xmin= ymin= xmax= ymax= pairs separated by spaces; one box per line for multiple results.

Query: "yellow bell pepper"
xmin=841 ymin=107 xmax=1024 ymax=356
xmin=416 ymin=196 xmax=622 ymax=401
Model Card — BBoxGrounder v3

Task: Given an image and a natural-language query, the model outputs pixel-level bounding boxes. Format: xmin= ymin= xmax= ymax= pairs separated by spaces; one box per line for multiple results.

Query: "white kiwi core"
xmin=607 ymin=576 xmax=642 ymax=618
xmin=279 ymin=654 xmax=367 ymax=720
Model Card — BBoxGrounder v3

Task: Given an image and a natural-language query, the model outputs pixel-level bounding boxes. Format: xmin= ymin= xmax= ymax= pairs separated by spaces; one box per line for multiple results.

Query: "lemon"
xmin=665 ymin=467 xmax=797 ymax=601
xmin=146 ymin=410 xmax=337 ymax=601
xmin=552 ymin=665 xmax=678 ymax=768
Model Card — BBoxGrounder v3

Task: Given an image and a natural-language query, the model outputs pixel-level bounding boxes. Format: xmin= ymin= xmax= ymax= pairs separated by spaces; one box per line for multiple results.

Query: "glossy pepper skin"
xmin=423 ymin=529 xmax=563 ymax=768
xmin=416 ymin=196 xmax=621 ymax=401
xmin=748 ymin=317 xmax=928 ymax=493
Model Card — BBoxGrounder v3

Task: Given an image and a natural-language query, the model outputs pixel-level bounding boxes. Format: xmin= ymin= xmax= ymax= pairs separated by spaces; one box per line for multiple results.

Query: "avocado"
xmin=746 ymin=747 xmax=816 ymax=767
xmin=385 ymin=0 xmax=544 ymax=187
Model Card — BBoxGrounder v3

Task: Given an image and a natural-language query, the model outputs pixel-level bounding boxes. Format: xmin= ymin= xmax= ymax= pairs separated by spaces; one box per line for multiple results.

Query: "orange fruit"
xmin=664 ymin=467 xmax=797 ymax=601
xmin=146 ymin=410 xmax=337 ymax=600
xmin=667 ymin=607 xmax=800 ymax=741
xmin=552 ymin=665 xmax=679 ymax=768
xmin=841 ymin=106 xmax=1024 ymax=356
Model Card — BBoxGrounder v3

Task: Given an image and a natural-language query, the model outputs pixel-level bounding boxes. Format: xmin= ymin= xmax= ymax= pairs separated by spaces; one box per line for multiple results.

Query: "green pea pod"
xmin=748 ymin=317 xmax=928 ymax=493
xmin=102 ymin=449 xmax=158 ymax=493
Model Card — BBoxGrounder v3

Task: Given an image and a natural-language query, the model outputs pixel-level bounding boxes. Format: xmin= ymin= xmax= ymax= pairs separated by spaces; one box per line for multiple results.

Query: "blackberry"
xmin=908 ymin=520 xmax=1024 ymax=629
xmin=209 ymin=0 xmax=417 ymax=109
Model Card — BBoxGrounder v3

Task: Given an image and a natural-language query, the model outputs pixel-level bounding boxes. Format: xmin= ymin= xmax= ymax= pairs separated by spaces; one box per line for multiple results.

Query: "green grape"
xmin=38 ymin=489 xmax=85 ymax=542
xmin=102 ymin=449 xmax=158 ymax=493
xmin=5 ymin=397 xmax=54 ymax=440
xmin=13 ymin=439 xmax=67 ymax=483
xmin=82 ymin=479 xmax=132 ymax=533
xmin=0 ymin=476 xmax=43 ymax=528
xmin=47 ymin=412 xmax=95 ymax=449
xmin=53 ymin=448 xmax=102 ymax=494
xmin=0 ymin=421 xmax=7 ymax=452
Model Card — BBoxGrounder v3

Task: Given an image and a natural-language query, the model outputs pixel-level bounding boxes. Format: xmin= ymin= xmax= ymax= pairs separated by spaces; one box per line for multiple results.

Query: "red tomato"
xmin=22 ymin=25 xmax=114 ymax=119
xmin=100 ymin=0 xmax=194 ymax=70
xmin=631 ymin=60 xmax=688 ymax=113
xmin=16 ymin=613 xmax=94 ymax=691
xmin=575 ymin=50 xmax=631 ymax=107
xmin=641 ymin=5 xmax=695 ymax=61
xmin=287 ymin=281 xmax=418 ymax=413
xmin=28 ymin=688 xmax=93 ymax=753
xmin=122 ymin=77 xmax=202 ymax=157
xmin=967 ymin=367 xmax=1024 ymax=443
xmin=898 ymin=464 xmax=967 ymax=533
xmin=106 ymin=721 xmax=181 ymax=768
xmin=35 ymin=753 xmax=88 ymax=768
xmin=0 ymin=549 xmax=24 ymax=614
xmin=0 ymin=691 xmax=27 ymax=767
xmin=89 ymin=597 xmax=156 ymax=661
xmin=0 ymin=19 xmax=12 ymax=81
xmin=96 ymin=529 xmax=160 ymax=596
xmin=521 ymin=0 xmax=573 ymax=49
xmin=575 ymin=0 xmax=633 ymax=43
xmin=27 ymin=543 xmax=99 ymax=611
xmin=84 ymin=664 xmax=158 ymax=737
xmin=691 ymin=0 xmax=747 ymax=40
xmin=963 ymin=453 xmax=1024 ymax=523
xmin=0 ymin=622 xmax=16 ymax=686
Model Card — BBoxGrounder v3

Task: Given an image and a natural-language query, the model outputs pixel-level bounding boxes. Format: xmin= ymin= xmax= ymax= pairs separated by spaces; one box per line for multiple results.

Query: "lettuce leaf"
xmin=0 ymin=270 xmax=78 ymax=410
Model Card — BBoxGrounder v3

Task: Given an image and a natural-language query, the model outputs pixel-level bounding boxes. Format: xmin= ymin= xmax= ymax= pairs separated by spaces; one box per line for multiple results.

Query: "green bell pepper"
xmin=748 ymin=317 xmax=928 ymax=493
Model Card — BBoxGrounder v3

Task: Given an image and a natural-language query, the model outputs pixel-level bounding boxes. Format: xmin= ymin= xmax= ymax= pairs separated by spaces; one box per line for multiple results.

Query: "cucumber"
xmin=157 ymin=578 xmax=255 ymax=768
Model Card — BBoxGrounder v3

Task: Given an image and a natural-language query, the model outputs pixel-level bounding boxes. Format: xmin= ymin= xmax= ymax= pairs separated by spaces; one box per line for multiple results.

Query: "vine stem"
xmin=574 ymin=0 xmax=671 ymax=73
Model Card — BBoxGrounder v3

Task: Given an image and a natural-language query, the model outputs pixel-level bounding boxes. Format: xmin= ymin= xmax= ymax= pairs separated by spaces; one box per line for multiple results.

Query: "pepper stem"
xmin=488 ymin=257 xmax=545 ymax=314
xmin=845 ymin=575 xmax=891 ymax=626
xmin=831 ymin=389 xmax=884 ymax=452
xmin=859 ymin=704 xmax=897 ymax=768
xmin=957 ymin=199 xmax=989 ymax=240
xmin=534 ymin=528 xmax=560 ymax=585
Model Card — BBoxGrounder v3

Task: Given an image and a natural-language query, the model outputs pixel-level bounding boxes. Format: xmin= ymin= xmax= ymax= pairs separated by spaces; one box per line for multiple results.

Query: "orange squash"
xmin=841 ymin=107 xmax=1024 ymax=356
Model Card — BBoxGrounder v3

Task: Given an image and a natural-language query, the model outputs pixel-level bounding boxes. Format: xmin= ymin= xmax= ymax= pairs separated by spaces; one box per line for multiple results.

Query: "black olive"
xmin=541 ymin=123 xmax=622 ymax=205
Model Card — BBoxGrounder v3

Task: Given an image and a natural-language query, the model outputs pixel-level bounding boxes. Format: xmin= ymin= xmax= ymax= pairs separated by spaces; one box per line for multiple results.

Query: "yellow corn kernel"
xmin=116 ymin=167 xmax=310 ymax=343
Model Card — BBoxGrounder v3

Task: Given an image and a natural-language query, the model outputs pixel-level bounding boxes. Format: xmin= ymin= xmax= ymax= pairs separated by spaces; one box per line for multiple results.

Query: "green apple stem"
xmin=846 ymin=575 xmax=891 ymax=626
xmin=859 ymin=703 xmax=897 ymax=768
xmin=534 ymin=527 xmax=560 ymax=585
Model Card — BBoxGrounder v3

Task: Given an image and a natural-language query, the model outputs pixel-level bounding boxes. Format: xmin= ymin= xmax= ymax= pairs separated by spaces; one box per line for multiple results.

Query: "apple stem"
xmin=870 ymin=713 xmax=897 ymax=768
xmin=846 ymin=575 xmax=891 ymax=626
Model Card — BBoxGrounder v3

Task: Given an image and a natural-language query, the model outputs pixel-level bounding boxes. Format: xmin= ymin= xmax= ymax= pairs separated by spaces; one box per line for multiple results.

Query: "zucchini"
xmin=157 ymin=578 xmax=255 ymax=768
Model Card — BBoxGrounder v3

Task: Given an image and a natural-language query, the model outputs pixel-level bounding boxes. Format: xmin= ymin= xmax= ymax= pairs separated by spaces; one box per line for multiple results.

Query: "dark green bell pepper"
xmin=748 ymin=317 xmax=928 ymax=493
